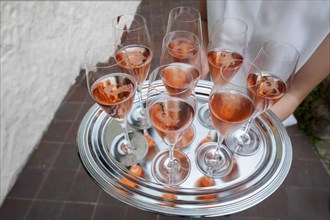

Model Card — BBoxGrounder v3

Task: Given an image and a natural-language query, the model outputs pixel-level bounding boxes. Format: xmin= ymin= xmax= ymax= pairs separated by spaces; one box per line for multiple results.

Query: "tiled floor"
xmin=1 ymin=0 xmax=329 ymax=220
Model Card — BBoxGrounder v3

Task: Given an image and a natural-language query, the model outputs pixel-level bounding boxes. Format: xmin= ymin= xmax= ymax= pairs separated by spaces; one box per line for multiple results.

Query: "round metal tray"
xmin=77 ymin=80 xmax=292 ymax=218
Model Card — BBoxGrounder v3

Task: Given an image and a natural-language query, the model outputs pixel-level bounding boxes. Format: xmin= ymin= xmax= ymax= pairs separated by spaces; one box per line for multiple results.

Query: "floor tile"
xmin=286 ymin=125 xmax=304 ymax=136
xmin=26 ymin=200 xmax=64 ymax=220
xmin=286 ymin=187 xmax=330 ymax=220
xmin=284 ymin=159 xmax=315 ymax=187
xmin=126 ymin=206 xmax=158 ymax=220
xmin=252 ymin=187 xmax=290 ymax=219
xmin=302 ymin=160 xmax=330 ymax=188
xmin=97 ymin=191 xmax=128 ymax=208
xmin=54 ymin=102 xmax=82 ymax=122
xmin=67 ymin=170 xmax=101 ymax=203
xmin=64 ymin=85 xmax=89 ymax=103
xmin=76 ymin=102 xmax=95 ymax=122
xmin=225 ymin=204 xmax=258 ymax=219
xmin=92 ymin=205 xmax=127 ymax=220
xmin=64 ymin=122 xmax=81 ymax=145
xmin=8 ymin=168 xmax=48 ymax=199
xmin=59 ymin=203 xmax=95 ymax=220
xmin=84 ymin=93 xmax=95 ymax=104
xmin=290 ymin=135 xmax=320 ymax=161
xmin=284 ymin=159 xmax=329 ymax=188
xmin=26 ymin=142 xmax=62 ymax=170
xmin=37 ymin=170 xmax=76 ymax=201
xmin=52 ymin=143 xmax=81 ymax=171
xmin=42 ymin=120 xmax=73 ymax=142
xmin=0 ymin=198 xmax=32 ymax=220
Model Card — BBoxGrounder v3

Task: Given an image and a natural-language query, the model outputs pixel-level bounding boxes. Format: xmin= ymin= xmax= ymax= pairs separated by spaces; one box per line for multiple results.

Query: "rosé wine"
xmin=149 ymin=98 xmax=194 ymax=144
xmin=248 ymin=72 xmax=287 ymax=112
xmin=210 ymin=91 xmax=254 ymax=135
xmin=207 ymin=49 xmax=243 ymax=82
xmin=168 ymin=37 xmax=197 ymax=61
xmin=115 ymin=44 xmax=153 ymax=84
xmin=91 ymin=75 xmax=135 ymax=119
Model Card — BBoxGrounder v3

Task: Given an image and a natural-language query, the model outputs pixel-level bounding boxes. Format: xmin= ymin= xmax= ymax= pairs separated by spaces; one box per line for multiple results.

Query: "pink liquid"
xmin=91 ymin=75 xmax=135 ymax=119
xmin=149 ymin=98 xmax=194 ymax=144
xmin=116 ymin=45 xmax=153 ymax=84
xmin=168 ymin=37 xmax=198 ymax=61
xmin=248 ymin=72 xmax=287 ymax=112
xmin=210 ymin=91 xmax=254 ymax=135
xmin=207 ymin=49 xmax=243 ymax=82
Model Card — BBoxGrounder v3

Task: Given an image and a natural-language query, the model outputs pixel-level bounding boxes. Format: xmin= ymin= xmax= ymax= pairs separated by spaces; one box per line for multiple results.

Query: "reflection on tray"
xmin=77 ymin=81 xmax=292 ymax=217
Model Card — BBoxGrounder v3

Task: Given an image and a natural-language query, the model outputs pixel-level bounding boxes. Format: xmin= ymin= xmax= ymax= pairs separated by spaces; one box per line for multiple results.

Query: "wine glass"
xmin=195 ymin=60 xmax=259 ymax=178
xmin=85 ymin=42 xmax=148 ymax=166
xmin=166 ymin=6 xmax=203 ymax=46
xmin=226 ymin=41 xmax=300 ymax=156
xmin=160 ymin=30 xmax=201 ymax=83
xmin=197 ymin=17 xmax=248 ymax=129
xmin=147 ymin=63 xmax=196 ymax=185
xmin=112 ymin=14 xmax=153 ymax=130
xmin=160 ymin=30 xmax=201 ymax=147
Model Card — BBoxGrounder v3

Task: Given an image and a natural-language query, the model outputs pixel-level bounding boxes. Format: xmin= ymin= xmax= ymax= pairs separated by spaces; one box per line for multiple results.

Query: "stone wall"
xmin=0 ymin=1 xmax=141 ymax=205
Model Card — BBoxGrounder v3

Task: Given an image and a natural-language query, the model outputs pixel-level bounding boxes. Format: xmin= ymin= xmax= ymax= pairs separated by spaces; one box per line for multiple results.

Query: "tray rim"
xmin=77 ymin=79 xmax=292 ymax=217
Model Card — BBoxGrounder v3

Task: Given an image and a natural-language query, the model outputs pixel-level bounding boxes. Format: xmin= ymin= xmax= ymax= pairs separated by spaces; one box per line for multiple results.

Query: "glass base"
xmin=127 ymin=103 xmax=152 ymax=130
xmin=176 ymin=124 xmax=196 ymax=148
xmin=226 ymin=127 xmax=260 ymax=156
xmin=111 ymin=131 xmax=148 ymax=166
xmin=152 ymin=149 xmax=191 ymax=186
xmin=197 ymin=103 xmax=215 ymax=130
xmin=195 ymin=142 xmax=233 ymax=178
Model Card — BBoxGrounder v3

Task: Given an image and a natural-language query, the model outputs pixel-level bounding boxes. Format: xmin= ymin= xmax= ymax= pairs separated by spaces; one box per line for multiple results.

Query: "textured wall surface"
xmin=0 ymin=1 xmax=140 ymax=205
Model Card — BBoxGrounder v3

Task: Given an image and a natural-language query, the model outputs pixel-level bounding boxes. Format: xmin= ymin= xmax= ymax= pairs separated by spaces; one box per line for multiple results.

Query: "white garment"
xmin=207 ymin=0 xmax=330 ymax=126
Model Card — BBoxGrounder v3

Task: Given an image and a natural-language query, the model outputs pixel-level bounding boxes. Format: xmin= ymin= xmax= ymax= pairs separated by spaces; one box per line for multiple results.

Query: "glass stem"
xmin=117 ymin=118 xmax=134 ymax=153
xmin=137 ymin=84 xmax=146 ymax=117
xmin=167 ymin=144 xmax=176 ymax=186
xmin=215 ymin=133 xmax=225 ymax=156
xmin=207 ymin=133 xmax=225 ymax=176
xmin=244 ymin=109 xmax=262 ymax=134
xmin=168 ymin=144 xmax=175 ymax=170
xmin=236 ymin=110 xmax=262 ymax=149
xmin=243 ymin=117 xmax=254 ymax=134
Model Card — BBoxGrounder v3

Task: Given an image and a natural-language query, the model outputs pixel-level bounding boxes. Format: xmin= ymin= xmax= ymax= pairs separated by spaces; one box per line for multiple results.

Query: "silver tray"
xmin=77 ymin=80 xmax=292 ymax=218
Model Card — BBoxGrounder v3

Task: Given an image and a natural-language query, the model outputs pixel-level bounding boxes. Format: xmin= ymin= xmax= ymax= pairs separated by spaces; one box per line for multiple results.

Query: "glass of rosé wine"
xmin=160 ymin=30 xmax=201 ymax=85
xmin=195 ymin=60 xmax=259 ymax=178
xmin=197 ymin=17 xmax=248 ymax=130
xmin=160 ymin=30 xmax=202 ymax=148
xmin=226 ymin=41 xmax=299 ymax=156
xmin=85 ymin=43 xmax=148 ymax=166
xmin=146 ymin=63 xmax=196 ymax=186
xmin=113 ymin=14 xmax=153 ymax=130
xmin=166 ymin=6 xmax=203 ymax=47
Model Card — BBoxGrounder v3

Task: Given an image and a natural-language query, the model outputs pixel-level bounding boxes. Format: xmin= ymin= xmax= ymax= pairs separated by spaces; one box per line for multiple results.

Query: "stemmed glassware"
xmin=166 ymin=6 xmax=203 ymax=46
xmin=160 ymin=31 xmax=201 ymax=83
xmin=226 ymin=41 xmax=300 ymax=155
xmin=197 ymin=17 xmax=248 ymax=129
xmin=160 ymin=30 xmax=201 ymax=147
xmin=85 ymin=43 xmax=148 ymax=166
xmin=147 ymin=64 xmax=196 ymax=185
xmin=195 ymin=60 xmax=259 ymax=178
xmin=112 ymin=14 xmax=153 ymax=130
